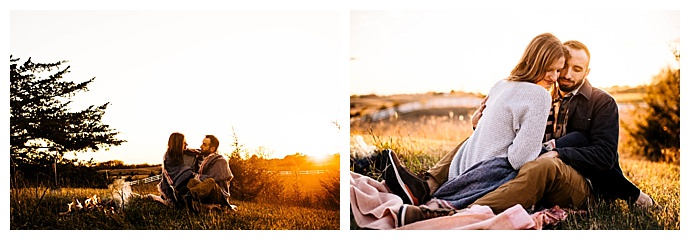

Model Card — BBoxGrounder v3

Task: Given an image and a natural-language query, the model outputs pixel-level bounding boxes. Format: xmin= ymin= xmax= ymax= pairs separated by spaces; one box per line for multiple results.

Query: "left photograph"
xmin=10 ymin=10 xmax=342 ymax=230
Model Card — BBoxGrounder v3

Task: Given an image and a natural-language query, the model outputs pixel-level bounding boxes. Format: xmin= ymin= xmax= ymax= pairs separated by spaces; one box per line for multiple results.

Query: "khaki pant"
xmin=425 ymin=139 xmax=465 ymax=194
xmin=473 ymin=157 xmax=592 ymax=213
xmin=187 ymin=178 xmax=226 ymax=205
xmin=425 ymin=139 xmax=592 ymax=213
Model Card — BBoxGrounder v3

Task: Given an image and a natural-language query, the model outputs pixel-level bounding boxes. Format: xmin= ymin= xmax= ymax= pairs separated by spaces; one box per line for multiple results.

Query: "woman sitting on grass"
xmin=148 ymin=132 xmax=197 ymax=209
xmin=404 ymin=33 xmax=566 ymax=224
xmin=351 ymin=32 xmax=569 ymax=229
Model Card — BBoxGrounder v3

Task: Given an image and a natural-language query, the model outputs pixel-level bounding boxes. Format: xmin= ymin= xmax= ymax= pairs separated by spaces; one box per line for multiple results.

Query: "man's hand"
xmin=538 ymin=150 xmax=559 ymax=159
xmin=472 ymin=96 xmax=488 ymax=129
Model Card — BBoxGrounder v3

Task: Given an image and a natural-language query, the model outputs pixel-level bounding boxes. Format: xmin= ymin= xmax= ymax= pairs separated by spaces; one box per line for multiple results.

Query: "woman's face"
xmin=536 ymin=56 xmax=566 ymax=89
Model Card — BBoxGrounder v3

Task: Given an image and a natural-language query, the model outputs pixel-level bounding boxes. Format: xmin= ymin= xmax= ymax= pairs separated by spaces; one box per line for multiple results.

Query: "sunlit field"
xmin=10 ymin=186 xmax=338 ymax=230
xmin=349 ymin=93 xmax=679 ymax=230
xmin=10 ymin=163 xmax=339 ymax=230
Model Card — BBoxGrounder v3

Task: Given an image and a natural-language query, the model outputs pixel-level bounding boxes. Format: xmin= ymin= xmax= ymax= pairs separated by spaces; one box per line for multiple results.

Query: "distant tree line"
xmin=623 ymin=47 xmax=680 ymax=163
xmin=93 ymin=160 xmax=159 ymax=170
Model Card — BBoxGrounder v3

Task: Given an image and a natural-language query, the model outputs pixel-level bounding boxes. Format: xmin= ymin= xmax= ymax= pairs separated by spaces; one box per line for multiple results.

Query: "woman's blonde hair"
xmin=507 ymin=33 xmax=566 ymax=83
xmin=167 ymin=132 xmax=186 ymax=165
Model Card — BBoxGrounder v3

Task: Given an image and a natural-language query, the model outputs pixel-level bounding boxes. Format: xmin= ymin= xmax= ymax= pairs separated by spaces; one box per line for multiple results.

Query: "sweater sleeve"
xmin=507 ymin=87 xmax=551 ymax=170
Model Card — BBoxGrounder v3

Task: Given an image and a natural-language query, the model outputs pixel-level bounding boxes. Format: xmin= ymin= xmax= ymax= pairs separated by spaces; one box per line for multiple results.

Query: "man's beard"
xmin=558 ymin=77 xmax=585 ymax=93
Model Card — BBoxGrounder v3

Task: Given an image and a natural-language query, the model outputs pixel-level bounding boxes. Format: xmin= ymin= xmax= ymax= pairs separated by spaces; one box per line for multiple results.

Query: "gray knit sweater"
xmin=448 ymin=79 xmax=551 ymax=179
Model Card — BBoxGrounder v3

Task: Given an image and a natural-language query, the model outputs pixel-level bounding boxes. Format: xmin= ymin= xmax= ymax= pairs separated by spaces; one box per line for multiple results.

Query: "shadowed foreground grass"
xmin=10 ymin=187 xmax=339 ymax=230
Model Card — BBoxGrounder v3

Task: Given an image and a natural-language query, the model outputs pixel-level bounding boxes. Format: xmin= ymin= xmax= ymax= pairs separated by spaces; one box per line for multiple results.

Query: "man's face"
xmin=558 ymin=46 xmax=590 ymax=93
xmin=200 ymin=138 xmax=214 ymax=154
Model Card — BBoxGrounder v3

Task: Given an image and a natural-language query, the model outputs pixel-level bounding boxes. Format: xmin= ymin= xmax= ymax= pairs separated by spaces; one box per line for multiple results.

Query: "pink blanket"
xmin=350 ymin=172 xmax=566 ymax=230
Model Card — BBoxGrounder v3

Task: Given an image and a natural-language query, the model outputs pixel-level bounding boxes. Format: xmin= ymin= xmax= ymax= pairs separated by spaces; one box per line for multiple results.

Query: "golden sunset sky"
xmin=351 ymin=10 xmax=680 ymax=95
xmin=10 ymin=10 xmax=344 ymax=165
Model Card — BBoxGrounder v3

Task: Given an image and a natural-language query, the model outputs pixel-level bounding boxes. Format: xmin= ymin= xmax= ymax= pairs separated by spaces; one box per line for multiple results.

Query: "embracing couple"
xmin=149 ymin=133 xmax=236 ymax=212
xmin=350 ymin=32 xmax=655 ymax=229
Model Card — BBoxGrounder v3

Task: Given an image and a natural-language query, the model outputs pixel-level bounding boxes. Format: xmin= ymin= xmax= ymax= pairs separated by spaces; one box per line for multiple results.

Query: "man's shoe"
xmin=183 ymin=193 xmax=200 ymax=213
xmin=190 ymin=200 xmax=202 ymax=213
xmin=380 ymin=149 xmax=430 ymax=205
xmin=397 ymin=204 xmax=457 ymax=227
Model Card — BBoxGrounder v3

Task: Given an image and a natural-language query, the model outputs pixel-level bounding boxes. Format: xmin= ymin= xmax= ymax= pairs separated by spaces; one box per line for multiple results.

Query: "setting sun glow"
xmin=11 ymin=11 xmax=343 ymax=164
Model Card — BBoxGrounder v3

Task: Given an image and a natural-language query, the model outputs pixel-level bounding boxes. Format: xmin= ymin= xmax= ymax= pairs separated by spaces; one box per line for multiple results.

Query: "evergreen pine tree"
xmin=10 ymin=56 xmax=125 ymax=173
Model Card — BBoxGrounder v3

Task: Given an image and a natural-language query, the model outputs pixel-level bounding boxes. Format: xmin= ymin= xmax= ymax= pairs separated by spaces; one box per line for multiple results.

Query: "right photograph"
xmin=349 ymin=10 xmax=680 ymax=230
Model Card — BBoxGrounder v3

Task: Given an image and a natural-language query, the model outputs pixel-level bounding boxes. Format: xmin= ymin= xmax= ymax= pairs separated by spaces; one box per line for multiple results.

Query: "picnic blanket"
xmin=432 ymin=157 xmax=518 ymax=209
xmin=350 ymin=171 xmax=567 ymax=230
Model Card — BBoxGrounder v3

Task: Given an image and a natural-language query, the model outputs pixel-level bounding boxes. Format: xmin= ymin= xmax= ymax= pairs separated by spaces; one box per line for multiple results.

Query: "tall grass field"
xmin=10 ymin=172 xmax=339 ymax=230
xmin=350 ymin=95 xmax=680 ymax=230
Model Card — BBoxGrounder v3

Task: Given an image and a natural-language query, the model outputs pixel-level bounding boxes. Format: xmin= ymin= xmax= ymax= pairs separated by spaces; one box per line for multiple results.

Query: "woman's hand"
xmin=471 ymin=96 xmax=488 ymax=129
xmin=185 ymin=148 xmax=201 ymax=154
xmin=537 ymin=150 xmax=559 ymax=159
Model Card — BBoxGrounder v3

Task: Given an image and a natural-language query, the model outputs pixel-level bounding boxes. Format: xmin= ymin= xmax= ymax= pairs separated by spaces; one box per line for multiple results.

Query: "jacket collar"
xmin=567 ymin=78 xmax=592 ymax=101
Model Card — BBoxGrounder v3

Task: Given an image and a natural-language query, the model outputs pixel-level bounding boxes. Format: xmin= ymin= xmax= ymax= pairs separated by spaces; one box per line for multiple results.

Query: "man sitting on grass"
xmin=384 ymin=40 xmax=655 ymax=226
xmin=148 ymin=134 xmax=236 ymax=212
xmin=185 ymin=135 xmax=237 ymax=212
